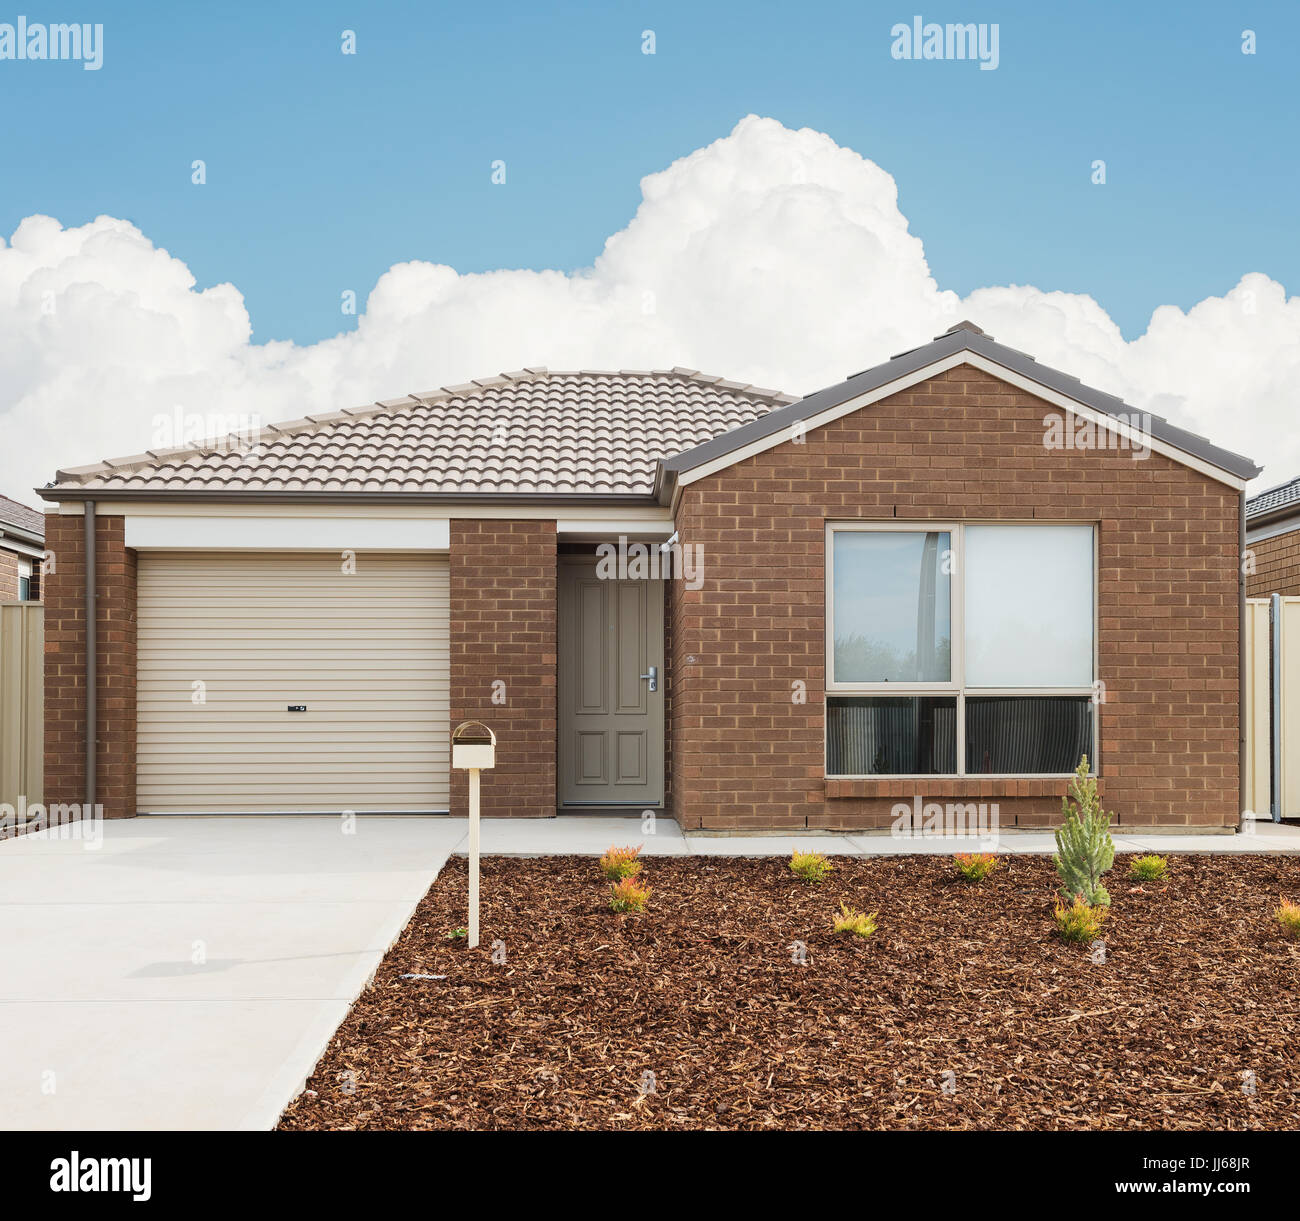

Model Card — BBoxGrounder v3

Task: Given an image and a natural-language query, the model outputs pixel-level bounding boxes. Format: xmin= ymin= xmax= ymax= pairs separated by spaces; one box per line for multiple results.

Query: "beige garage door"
xmin=137 ymin=551 xmax=449 ymax=813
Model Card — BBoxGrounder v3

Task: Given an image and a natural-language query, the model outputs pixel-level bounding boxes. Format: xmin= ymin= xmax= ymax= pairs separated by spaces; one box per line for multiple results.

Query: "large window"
xmin=826 ymin=523 xmax=1096 ymax=777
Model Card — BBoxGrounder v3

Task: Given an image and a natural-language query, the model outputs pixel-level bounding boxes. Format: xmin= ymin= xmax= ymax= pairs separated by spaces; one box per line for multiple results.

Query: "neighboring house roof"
xmin=38 ymin=322 xmax=1260 ymax=504
xmin=43 ymin=369 xmax=795 ymax=499
xmin=659 ymin=322 xmax=1261 ymax=493
xmin=0 ymin=494 xmax=44 ymax=542
xmin=1246 ymin=475 xmax=1300 ymax=527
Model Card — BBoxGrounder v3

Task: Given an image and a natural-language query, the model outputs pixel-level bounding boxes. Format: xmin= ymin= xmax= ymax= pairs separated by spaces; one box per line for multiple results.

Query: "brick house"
xmin=0 ymin=494 xmax=44 ymax=602
xmin=1246 ymin=477 xmax=1300 ymax=598
xmin=35 ymin=323 xmax=1259 ymax=831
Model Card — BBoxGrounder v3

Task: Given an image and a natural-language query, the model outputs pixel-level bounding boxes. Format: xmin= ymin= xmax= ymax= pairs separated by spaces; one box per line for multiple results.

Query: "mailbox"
xmin=452 ymin=721 xmax=496 ymax=770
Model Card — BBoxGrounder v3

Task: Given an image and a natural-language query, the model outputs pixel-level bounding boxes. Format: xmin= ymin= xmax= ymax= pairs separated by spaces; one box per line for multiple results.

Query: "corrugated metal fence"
xmin=1245 ymin=595 xmax=1300 ymax=818
xmin=0 ymin=603 xmax=43 ymax=810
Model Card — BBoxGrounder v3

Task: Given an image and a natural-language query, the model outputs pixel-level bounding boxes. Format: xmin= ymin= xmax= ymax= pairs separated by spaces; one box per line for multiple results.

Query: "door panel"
xmin=559 ymin=560 xmax=663 ymax=805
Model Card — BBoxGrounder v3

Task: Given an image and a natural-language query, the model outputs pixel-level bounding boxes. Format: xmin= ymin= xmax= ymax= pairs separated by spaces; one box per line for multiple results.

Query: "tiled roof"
xmin=48 ymin=369 xmax=796 ymax=497
xmin=0 ymin=494 xmax=44 ymax=537
xmin=1247 ymin=475 xmax=1300 ymax=521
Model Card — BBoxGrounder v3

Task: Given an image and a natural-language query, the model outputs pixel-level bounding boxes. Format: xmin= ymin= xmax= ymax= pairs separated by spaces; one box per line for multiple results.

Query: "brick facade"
xmin=43 ymin=511 xmax=138 ymax=818
xmin=449 ymin=519 xmax=557 ymax=818
xmin=1247 ymin=526 xmax=1300 ymax=598
xmin=668 ymin=365 xmax=1242 ymax=832
xmin=0 ymin=549 xmax=17 ymax=601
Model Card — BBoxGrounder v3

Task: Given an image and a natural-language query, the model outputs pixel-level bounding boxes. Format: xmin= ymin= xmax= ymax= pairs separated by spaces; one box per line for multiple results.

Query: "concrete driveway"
xmin=0 ymin=816 xmax=463 ymax=1131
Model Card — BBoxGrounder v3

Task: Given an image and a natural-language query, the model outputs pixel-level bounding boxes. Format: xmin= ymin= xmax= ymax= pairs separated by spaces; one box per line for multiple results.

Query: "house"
xmin=34 ymin=322 xmax=1259 ymax=831
xmin=1246 ymin=477 xmax=1300 ymax=598
xmin=0 ymin=495 xmax=44 ymax=602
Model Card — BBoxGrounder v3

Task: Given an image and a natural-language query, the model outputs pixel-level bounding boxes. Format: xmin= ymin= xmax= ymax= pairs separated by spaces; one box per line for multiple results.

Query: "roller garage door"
xmin=137 ymin=551 xmax=449 ymax=813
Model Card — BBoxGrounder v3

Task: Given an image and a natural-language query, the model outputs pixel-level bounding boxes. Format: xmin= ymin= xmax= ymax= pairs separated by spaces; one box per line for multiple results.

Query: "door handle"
xmin=640 ymin=665 xmax=658 ymax=693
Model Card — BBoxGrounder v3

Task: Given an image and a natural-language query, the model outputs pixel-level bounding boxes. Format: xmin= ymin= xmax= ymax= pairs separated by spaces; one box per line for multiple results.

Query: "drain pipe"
xmin=1238 ymin=489 xmax=1249 ymax=830
xmin=84 ymin=499 xmax=96 ymax=811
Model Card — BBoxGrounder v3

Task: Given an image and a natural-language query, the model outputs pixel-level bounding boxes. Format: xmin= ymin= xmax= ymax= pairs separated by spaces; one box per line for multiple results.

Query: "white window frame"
xmin=824 ymin=520 xmax=1099 ymax=779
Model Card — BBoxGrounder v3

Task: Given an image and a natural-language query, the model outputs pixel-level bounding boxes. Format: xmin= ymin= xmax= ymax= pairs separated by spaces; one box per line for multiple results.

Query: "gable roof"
xmin=1246 ymin=475 xmax=1300 ymax=526
xmin=657 ymin=322 xmax=1261 ymax=497
xmin=41 ymin=369 xmax=795 ymax=500
xmin=0 ymin=494 xmax=44 ymax=541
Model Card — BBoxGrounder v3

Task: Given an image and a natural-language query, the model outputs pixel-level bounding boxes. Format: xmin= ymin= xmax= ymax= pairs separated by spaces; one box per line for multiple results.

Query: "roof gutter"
xmin=84 ymin=499 xmax=96 ymax=813
xmin=35 ymin=487 xmax=662 ymax=507
xmin=1245 ymin=504 xmax=1300 ymax=534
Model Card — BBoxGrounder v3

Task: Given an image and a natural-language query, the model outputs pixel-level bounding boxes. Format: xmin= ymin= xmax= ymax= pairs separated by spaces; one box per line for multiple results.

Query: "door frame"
xmin=556 ymin=555 xmax=665 ymax=809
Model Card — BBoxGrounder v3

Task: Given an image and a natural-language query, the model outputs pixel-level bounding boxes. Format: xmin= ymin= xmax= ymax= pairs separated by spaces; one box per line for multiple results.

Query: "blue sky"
xmin=1 ymin=0 xmax=1294 ymax=345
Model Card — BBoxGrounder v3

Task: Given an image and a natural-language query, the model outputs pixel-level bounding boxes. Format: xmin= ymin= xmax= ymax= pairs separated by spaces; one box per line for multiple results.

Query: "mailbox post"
xmin=451 ymin=721 xmax=496 ymax=949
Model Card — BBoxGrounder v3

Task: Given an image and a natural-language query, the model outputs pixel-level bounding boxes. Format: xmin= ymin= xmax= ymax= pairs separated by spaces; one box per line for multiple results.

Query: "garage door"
xmin=137 ymin=551 xmax=449 ymax=813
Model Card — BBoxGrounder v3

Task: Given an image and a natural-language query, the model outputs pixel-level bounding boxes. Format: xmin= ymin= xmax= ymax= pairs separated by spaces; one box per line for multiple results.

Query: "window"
xmin=826 ymin=523 xmax=1096 ymax=777
xmin=16 ymin=557 xmax=32 ymax=602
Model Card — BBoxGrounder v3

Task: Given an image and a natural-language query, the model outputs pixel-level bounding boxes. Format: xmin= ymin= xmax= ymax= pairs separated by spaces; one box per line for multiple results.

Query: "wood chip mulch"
xmin=277 ymin=852 xmax=1300 ymax=1130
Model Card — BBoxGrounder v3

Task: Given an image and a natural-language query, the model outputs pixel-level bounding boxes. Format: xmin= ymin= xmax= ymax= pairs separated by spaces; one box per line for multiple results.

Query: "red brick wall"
xmin=0 ymin=549 xmax=17 ymax=601
xmin=43 ymin=511 xmax=138 ymax=818
xmin=1247 ymin=526 xmax=1300 ymax=598
xmin=669 ymin=365 xmax=1242 ymax=832
xmin=450 ymin=520 xmax=556 ymax=817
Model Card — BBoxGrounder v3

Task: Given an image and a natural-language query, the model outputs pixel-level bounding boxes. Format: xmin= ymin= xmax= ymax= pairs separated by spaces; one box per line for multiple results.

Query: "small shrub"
xmin=1054 ymin=895 xmax=1107 ymax=944
xmin=1276 ymin=898 xmax=1300 ymax=939
xmin=831 ymin=903 xmax=878 ymax=938
xmin=790 ymin=849 xmax=833 ymax=885
xmin=953 ymin=852 xmax=999 ymax=883
xmin=1129 ymin=855 xmax=1169 ymax=883
xmin=444 ymin=926 xmax=468 ymax=941
xmin=609 ymin=876 xmax=651 ymax=913
xmin=1053 ymin=755 xmax=1115 ymax=907
xmin=599 ymin=844 xmax=643 ymax=881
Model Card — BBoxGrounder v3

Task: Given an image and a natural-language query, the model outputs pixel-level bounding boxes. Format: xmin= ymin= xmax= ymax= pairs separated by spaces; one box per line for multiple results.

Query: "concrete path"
xmin=0 ymin=816 xmax=463 ymax=1131
xmin=6 ymin=812 xmax=1297 ymax=1132
xmin=463 ymin=815 xmax=1300 ymax=858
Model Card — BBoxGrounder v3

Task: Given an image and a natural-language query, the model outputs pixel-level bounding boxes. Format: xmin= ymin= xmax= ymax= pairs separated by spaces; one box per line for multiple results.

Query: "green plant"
xmin=444 ymin=926 xmax=468 ymax=940
xmin=953 ymin=852 xmax=999 ymax=883
xmin=831 ymin=903 xmax=878 ymax=938
xmin=599 ymin=844 xmax=644 ymax=881
xmin=1276 ymin=898 xmax=1300 ymax=939
xmin=790 ymin=849 xmax=833 ymax=885
xmin=609 ymin=876 xmax=651 ymax=913
xmin=1054 ymin=895 xmax=1107 ymax=944
xmin=1053 ymin=755 xmax=1115 ymax=907
xmin=1129 ymin=855 xmax=1169 ymax=883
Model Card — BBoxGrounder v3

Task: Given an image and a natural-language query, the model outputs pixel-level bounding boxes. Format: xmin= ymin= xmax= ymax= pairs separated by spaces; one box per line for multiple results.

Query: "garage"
xmin=136 ymin=551 xmax=449 ymax=813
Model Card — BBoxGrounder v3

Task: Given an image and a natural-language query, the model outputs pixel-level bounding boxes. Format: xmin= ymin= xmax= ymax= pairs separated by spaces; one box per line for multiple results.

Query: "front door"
xmin=558 ymin=558 xmax=664 ymax=806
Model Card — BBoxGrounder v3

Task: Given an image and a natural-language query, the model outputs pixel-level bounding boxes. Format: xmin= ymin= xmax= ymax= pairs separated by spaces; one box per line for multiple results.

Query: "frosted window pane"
xmin=964 ymin=526 xmax=1093 ymax=687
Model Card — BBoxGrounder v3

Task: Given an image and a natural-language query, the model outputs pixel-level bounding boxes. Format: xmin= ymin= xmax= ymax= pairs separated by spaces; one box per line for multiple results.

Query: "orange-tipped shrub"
xmin=600 ymin=844 xmax=643 ymax=881
xmin=1054 ymin=895 xmax=1107 ymax=944
xmin=1276 ymin=898 xmax=1300 ymax=939
xmin=953 ymin=852 xmax=999 ymax=883
xmin=609 ymin=876 xmax=651 ymax=913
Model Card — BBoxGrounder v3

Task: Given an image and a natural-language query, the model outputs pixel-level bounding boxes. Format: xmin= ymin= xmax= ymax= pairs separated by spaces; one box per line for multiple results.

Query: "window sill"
xmin=825 ymin=777 xmax=1097 ymax=799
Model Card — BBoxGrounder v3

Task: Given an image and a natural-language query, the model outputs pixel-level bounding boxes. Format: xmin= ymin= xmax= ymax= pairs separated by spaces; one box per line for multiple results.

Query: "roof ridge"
xmin=51 ymin=366 xmax=797 ymax=486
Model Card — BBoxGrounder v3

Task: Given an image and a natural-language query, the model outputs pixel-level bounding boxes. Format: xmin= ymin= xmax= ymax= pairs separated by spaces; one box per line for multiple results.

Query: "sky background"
xmin=1 ymin=0 xmax=1297 ymax=503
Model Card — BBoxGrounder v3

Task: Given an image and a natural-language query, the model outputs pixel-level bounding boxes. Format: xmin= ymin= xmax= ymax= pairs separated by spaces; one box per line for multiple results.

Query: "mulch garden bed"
xmin=278 ymin=852 xmax=1300 ymax=1130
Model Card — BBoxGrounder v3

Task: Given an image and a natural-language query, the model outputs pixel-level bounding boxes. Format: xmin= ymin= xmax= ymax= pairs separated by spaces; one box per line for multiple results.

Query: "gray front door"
xmin=558 ymin=559 xmax=664 ymax=806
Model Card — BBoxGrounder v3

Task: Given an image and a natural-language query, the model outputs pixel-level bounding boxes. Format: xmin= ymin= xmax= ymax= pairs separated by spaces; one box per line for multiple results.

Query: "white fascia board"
xmin=674 ymin=351 xmax=1247 ymax=492
xmin=123 ymin=515 xmax=450 ymax=550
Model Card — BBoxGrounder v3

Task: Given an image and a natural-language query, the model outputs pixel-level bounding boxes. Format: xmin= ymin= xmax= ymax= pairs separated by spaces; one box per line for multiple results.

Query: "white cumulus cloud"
xmin=2 ymin=114 xmax=1295 ymax=506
